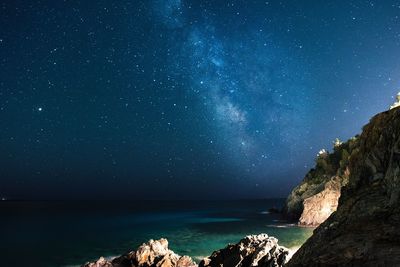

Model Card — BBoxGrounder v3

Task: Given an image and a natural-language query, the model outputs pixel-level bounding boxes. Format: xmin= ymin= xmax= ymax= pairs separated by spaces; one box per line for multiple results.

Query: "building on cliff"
xmin=390 ymin=92 xmax=400 ymax=110
xmin=284 ymin=137 xmax=356 ymax=226
xmin=287 ymin=107 xmax=400 ymax=266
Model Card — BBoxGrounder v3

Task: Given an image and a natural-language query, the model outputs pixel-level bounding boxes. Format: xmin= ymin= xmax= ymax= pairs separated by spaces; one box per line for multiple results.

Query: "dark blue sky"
xmin=1 ymin=0 xmax=400 ymax=200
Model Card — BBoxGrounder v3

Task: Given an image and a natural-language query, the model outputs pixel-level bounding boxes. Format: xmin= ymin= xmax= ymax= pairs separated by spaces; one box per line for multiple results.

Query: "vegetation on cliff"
xmin=288 ymin=107 xmax=400 ymax=266
xmin=284 ymin=136 xmax=358 ymax=225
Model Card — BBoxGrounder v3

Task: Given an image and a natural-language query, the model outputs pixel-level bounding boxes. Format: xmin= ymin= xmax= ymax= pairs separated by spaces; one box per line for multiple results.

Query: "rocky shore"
xmin=83 ymin=107 xmax=400 ymax=267
xmin=82 ymin=234 xmax=290 ymax=267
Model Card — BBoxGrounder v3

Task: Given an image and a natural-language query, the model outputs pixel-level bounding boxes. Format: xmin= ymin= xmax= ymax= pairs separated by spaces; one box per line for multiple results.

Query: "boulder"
xmin=83 ymin=257 xmax=113 ymax=267
xmin=82 ymin=235 xmax=289 ymax=267
xmin=199 ymin=234 xmax=289 ymax=267
xmin=82 ymin=238 xmax=196 ymax=267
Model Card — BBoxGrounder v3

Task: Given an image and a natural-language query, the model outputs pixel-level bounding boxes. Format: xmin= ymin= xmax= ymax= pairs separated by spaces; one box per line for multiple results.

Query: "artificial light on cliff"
xmin=389 ymin=92 xmax=400 ymax=110
xmin=321 ymin=206 xmax=334 ymax=218
xmin=317 ymin=149 xmax=328 ymax=157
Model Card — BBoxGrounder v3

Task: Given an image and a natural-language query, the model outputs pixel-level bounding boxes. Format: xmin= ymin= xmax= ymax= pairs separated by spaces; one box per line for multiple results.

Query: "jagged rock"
xmin=135 ymin=238 xmax=177 ymax=266
xmin=82 ymin=238 xmax=196 ymax=267
xmin=176 ymin=256 xmax=198 ymax=267
xmin=82 ymin=235 xmax=288 ymax=267
xmin=284 ymin=137 xmax=355 ymax=226
xmin=287 ymin=107 xmax=400 ymax=266
xmin=199 ymin=234 xmax=289 ymax=267
xmin=83 ymin=257 xmax=113 ymax=267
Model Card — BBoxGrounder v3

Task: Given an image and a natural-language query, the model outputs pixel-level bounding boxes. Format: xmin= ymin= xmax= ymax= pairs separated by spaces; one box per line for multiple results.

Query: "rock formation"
xmin=284 ymin=137 xmax=356 ymax=226
xmin=199 ymin=234 xmax=289 ymax=267
xmin=297 ymin=176 xmax=342 ymax=226
xmin=82 ymin=234 xmax=289 ymax=267
xmin=82 ymin=238 xmax=196 ymax=267
xmin=287 ymin=107 xmax=400 ymax=266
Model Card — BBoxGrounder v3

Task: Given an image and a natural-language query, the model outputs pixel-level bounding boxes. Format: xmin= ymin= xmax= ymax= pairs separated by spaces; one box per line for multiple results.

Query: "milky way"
xmin=159 ymin=2 xmax=314 ymax=186
xmin=1 ymin=0 xmax=400 ymax=199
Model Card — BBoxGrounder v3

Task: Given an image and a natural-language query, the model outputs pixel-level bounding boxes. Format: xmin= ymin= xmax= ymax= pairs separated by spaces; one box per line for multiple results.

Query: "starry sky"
xmin=1 ymin=0 xmax=400 ymax=200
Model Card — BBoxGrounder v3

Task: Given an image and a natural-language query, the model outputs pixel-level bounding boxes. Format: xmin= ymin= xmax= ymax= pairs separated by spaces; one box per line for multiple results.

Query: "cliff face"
xmin=288 ymin=108 xmax=400 ymax=266
xmin=284 ymin=138 xmax=356 ymax=226
xmin=297 ymin=176 xmax=342 ymax=226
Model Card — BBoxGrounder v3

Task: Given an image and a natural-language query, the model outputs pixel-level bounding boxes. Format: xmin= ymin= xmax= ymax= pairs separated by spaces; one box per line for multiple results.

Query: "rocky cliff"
xmin=284 ymin=137 xmax=357 ymax=226
xmin=287 ymin=107 xmax=400 ymax=266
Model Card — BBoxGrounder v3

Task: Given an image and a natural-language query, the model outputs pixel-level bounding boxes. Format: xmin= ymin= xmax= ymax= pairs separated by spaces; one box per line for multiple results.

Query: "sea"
xmin=0 ymin=199 xmax=313 ymax=267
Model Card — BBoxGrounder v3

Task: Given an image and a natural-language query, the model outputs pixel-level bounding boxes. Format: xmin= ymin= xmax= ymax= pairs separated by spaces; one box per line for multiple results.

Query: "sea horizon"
xmin=1 ymin=198 xmax=312 ymax=267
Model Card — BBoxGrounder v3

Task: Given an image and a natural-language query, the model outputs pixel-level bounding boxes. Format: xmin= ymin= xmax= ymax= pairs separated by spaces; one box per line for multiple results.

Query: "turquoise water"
xmin=0 ymin=199 xmax=313 ymax=266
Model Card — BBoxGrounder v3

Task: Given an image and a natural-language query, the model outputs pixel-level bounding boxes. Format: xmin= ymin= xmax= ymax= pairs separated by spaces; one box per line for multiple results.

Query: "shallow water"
xmin=0 ymin=199 xmax=313 ymax=266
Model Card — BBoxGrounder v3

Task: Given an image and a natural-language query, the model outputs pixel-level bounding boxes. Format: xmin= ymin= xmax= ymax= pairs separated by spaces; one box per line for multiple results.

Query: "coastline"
xmin=81 ymin=234 xmax=292 ymax=267
xmin=0 ymin=199 xmax=313 ymax=267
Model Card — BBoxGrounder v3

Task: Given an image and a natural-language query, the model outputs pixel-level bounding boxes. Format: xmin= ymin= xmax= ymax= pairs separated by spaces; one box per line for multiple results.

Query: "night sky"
xmin=1 ymin=0 xmax=400 ymax=200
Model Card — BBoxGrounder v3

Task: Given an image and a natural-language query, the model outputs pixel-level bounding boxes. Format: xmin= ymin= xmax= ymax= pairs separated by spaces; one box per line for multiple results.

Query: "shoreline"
xmin=71 ymin=242 xmax=306 ymax=267
xmin=81 ymin=234 xmax=293 ymax=267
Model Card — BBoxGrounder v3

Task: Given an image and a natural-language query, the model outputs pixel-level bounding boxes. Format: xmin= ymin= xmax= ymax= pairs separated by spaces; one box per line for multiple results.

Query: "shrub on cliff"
xmin=284 ymin=136 xmax=359 ymax=220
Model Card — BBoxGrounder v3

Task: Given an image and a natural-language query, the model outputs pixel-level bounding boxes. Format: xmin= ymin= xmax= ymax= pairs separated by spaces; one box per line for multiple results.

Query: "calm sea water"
xmin=0 ymin=199 xmax=313 ymax=267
